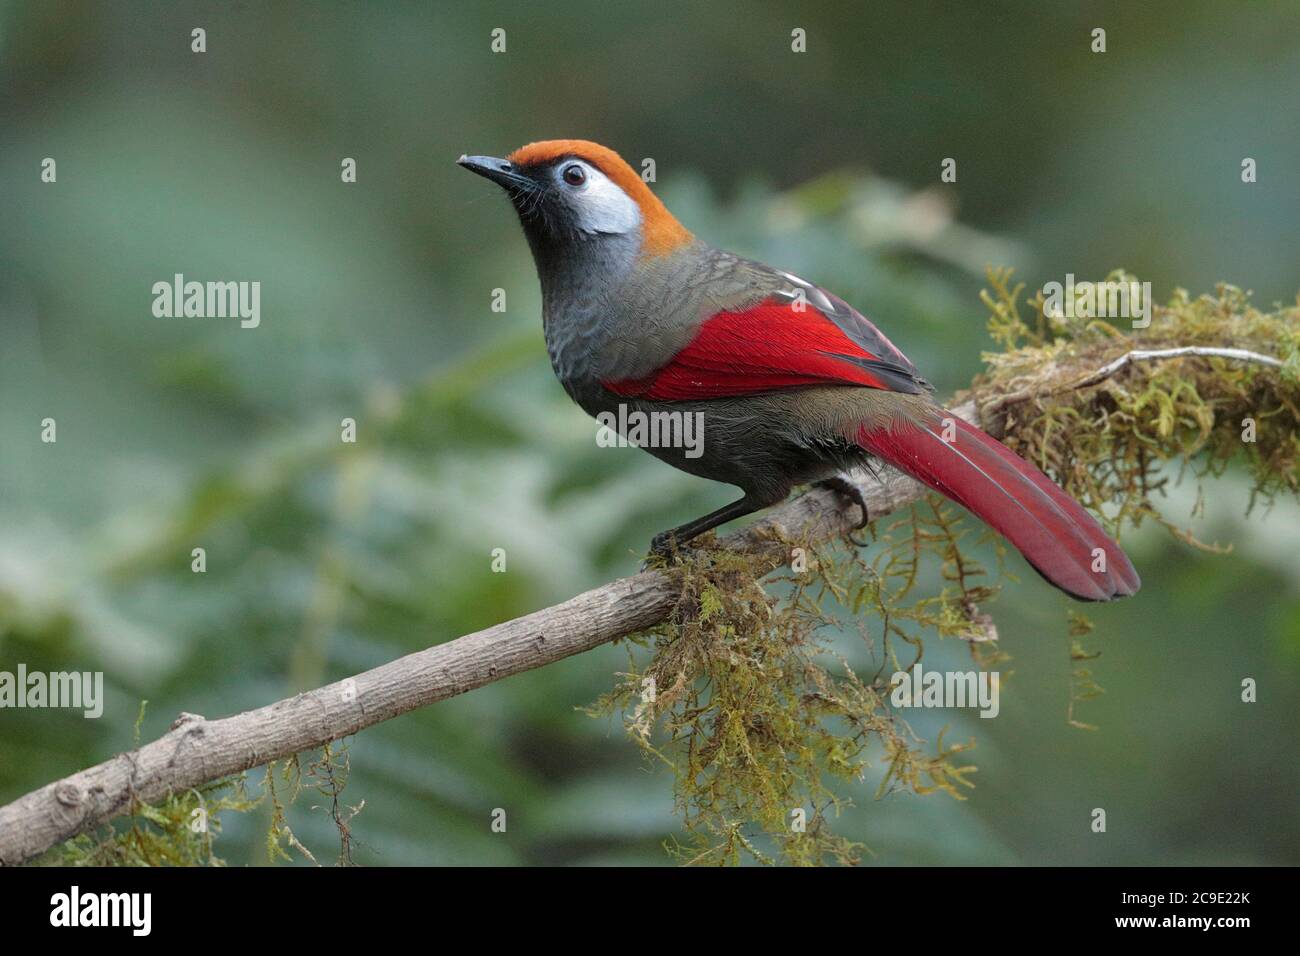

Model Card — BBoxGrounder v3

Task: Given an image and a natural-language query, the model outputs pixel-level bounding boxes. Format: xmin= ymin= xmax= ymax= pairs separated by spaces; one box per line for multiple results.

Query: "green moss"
xmin=265 ymin=743 xmax=361 ymax=866
xmin=591 ymin=502 xmax=994 ymax=866
xmin=975 ymin=269 xmax=1299 ymax=543
xmin=45 ymin=776 xmax=259 ymax=867
xmin=41 ymin=712 xmax=359 ymax=866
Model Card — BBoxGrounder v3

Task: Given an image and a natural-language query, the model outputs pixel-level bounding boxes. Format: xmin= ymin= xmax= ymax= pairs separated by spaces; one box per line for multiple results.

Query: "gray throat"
xmin=527 ymin=230 xmax=642 ymax=405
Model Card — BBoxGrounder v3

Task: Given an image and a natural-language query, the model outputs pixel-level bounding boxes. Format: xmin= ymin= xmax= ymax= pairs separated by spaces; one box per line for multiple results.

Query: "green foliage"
xmin=45 ymin=777 xmax=259 ymax=867
xmin=44 ymin=746 xmax=364 ymax=868
xmin=41 ymin=701 xmax=360 ymax=867
xmin=38 ymin=702 xmax=250 ymax=866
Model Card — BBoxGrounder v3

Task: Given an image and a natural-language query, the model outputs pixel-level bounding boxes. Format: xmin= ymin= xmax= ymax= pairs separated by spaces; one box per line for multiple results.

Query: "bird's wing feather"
xmin=604 ymin=273 xmax=930 ymax=400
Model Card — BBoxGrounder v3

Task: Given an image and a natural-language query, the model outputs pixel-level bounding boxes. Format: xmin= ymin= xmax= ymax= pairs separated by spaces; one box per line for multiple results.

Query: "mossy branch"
xmin=1 ymin=275 xmax=1295 ymax=866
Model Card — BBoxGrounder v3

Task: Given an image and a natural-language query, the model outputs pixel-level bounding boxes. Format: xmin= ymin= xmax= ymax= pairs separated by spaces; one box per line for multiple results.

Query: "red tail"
xmin=857 ymin=412 xmax=1139 ymax=601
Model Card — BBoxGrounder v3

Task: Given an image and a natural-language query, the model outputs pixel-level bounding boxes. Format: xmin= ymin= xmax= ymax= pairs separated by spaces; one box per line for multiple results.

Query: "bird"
xmin=458 ymin=140 xmax=1139 ymax=601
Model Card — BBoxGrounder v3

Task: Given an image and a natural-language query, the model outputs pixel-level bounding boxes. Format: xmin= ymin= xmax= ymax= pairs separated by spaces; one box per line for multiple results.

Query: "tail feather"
xmin=856 ymin=412 xmax=1139 ymax=601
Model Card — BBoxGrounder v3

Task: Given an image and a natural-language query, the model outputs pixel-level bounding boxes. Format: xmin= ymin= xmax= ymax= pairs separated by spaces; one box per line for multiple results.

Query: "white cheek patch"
xmin=571 ymin=166 xmax=642 ymax=235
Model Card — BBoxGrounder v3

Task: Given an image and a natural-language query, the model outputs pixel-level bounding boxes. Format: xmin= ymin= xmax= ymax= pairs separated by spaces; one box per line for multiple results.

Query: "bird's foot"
xmin=814 ymin=477 xmax=871 ymax=546
xmin=642 ymin=529 xmax=693 ymax=570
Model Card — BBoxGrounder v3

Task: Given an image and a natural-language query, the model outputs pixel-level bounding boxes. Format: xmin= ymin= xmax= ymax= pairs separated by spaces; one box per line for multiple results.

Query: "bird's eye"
xmin=562 ymin=163 xmax=586 ymax=186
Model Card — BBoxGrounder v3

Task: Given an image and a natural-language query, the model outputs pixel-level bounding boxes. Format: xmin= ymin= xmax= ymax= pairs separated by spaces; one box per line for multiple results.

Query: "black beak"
xmin=457 ymin=154 xmax=533 ymax=191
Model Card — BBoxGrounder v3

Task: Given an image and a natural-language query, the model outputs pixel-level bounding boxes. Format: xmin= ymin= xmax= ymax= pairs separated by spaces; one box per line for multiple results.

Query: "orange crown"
xmin=507 ymin=139 xmax=693 ymax=256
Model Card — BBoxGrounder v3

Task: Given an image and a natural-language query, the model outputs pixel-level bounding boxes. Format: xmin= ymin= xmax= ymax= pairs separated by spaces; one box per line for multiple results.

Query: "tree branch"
xmin=0 ymin=336 xmax=1285 ymax=865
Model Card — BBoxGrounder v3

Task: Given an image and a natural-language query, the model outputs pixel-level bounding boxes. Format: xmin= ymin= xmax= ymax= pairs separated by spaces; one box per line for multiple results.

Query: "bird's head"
xmin=458 ymin=139 xmax=692 ymax=259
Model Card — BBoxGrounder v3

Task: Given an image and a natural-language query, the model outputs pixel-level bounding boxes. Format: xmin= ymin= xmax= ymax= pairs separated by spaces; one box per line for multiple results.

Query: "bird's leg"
xmin=814 ymin=476 xmax=871 ymax=546
xmin=647 ymin=496 xmax=763 ymax=562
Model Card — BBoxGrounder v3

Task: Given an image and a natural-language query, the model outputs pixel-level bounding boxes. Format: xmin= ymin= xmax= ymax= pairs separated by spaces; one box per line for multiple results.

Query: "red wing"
xmin=603 ymin=295 xmax=929 ymax=401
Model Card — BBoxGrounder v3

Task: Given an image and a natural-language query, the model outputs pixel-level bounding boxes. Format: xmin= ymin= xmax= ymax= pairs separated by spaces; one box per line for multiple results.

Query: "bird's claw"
xmin=814 ymin=477 xmax=871 ymax=546
xmin=642 ymin=530 xmax=687 ymax=570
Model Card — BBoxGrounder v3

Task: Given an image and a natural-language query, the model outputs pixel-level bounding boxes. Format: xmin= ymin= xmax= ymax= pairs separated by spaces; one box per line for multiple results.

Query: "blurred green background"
xmin=2 ymin=0 xmax=1298 ymax=865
